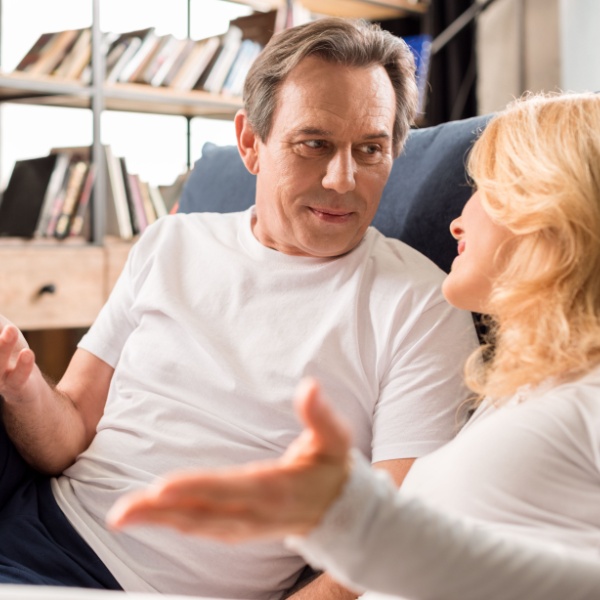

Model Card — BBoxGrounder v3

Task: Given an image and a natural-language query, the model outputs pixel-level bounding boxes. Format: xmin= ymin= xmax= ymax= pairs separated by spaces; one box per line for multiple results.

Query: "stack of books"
xmin=13 ymin=9 xmax=283 ymax=96
xmin=0 ymin=147 xmax=183 ymax=241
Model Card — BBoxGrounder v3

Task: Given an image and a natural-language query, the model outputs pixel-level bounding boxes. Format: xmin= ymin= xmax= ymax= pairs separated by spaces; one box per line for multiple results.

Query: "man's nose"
xmin=322 ymin=151 xmax=356 ymax=194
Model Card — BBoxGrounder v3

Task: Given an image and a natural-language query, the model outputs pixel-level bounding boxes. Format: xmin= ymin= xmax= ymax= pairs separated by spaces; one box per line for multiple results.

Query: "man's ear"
xmin=235 ymin=110 xmax=260 ymax=175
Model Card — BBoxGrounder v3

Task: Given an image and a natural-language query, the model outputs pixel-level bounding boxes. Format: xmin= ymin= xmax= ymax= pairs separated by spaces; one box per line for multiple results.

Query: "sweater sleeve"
xmin=286 ymin=450 xmax=600 ymax=600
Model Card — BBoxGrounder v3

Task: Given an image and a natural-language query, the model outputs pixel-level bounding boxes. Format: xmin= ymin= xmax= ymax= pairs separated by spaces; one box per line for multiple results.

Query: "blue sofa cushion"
xmin=179 ymin=113 xmax=490 ymax=273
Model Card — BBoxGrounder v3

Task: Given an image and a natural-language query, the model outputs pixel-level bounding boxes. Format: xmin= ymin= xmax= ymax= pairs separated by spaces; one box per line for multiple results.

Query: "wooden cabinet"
xmin=0 ymin=239 xmax=129 ymax=330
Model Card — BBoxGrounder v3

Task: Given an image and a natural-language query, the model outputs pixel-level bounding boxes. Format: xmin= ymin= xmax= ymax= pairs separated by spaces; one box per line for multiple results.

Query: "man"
xmin=0 ymin=18 xmax=476 ymax=599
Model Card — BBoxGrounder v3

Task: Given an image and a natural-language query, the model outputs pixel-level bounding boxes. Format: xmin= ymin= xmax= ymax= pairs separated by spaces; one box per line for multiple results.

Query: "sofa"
xmin=178 ymin=113 xmax=491 ymax=275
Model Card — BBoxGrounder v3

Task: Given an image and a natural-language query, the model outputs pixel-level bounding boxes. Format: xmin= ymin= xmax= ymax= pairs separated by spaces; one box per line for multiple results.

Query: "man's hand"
xmin=0 ymin=317 xmax=37 ymax=403
xmin=0 ymin=316 xmax=113 ymax=475
xmin=108 ymin=378 xmax=353 ymax=541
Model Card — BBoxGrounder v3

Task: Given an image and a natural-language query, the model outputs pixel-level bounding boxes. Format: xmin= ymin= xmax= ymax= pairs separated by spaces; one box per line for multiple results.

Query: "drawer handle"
xmin=38 ymin=284 xmax=57 ymax=296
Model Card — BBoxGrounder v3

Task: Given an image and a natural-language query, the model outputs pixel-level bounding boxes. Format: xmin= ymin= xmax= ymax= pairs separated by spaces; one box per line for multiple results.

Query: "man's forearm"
xmin=287 ymin=572 xmax=360 ymax=600
xmin=1 ymin=368 xmax=88 ymax=475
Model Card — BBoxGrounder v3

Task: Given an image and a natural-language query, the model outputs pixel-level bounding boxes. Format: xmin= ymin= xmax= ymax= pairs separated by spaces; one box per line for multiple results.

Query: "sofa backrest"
xmin=179 ymin=113 xmax=491 ymax=273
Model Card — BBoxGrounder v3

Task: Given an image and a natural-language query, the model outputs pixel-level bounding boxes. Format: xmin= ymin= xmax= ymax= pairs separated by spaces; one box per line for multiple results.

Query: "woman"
xmin=108 ymin=92 xmax=600 ymax=600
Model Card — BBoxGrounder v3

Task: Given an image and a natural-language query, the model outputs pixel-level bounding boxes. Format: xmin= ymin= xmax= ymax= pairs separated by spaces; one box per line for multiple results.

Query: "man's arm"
xmin=0 ymin=320 xmax=113 ymax=475
xmin=286 ymin=457 xmax=414 ymax=599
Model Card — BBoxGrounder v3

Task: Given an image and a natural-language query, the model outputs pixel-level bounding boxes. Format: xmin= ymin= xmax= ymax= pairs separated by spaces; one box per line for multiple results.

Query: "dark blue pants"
xmin=0 ymin=418 xmax=122 ymax=589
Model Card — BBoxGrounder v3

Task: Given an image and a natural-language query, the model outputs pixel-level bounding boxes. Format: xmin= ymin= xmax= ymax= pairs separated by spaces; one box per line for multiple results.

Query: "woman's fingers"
xmin=107 ymin=378 xmax=353 ymax=540
xmin=293 ymin=377 xmax=352 ymax=461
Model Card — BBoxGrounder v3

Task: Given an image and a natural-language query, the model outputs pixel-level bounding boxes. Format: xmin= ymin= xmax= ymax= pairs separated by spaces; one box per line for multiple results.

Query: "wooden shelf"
xmin=0 ymin=71 xmax=243 ymax=118
xmin=231 ymin=0 xmax=428 ymax=18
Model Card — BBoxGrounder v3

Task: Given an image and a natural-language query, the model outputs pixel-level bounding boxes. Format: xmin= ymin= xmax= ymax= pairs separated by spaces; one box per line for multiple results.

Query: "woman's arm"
xmin=108 ymin=378 xmax=600 ymax=600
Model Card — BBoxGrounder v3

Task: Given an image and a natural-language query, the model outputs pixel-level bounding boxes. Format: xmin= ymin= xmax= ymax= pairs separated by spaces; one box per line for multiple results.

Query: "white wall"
xmin=477 ymin=0 xmax=600 ymax=115
xmin=477 ymin=0 xmax=561 ymax=115
xmin=560 ymin=0 xmax=600 ymax=93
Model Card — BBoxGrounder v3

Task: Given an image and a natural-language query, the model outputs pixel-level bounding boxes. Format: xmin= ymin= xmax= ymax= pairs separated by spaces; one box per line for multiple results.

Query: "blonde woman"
xmin=110 ymin=93 xmax=600 ymax=600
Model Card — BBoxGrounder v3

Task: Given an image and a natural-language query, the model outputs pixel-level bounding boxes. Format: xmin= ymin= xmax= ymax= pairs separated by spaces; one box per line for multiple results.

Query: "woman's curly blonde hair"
xmin=464 ymin=92 xmax=600 ymax=401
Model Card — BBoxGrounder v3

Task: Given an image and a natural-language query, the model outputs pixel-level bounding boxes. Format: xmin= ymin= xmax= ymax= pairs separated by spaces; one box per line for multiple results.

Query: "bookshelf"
xmin=232 ymin=0 xmax=427 ymax=19
xmin=0 ymin=0 xmax=255 ymax=336
xmin=0 ymin=0 xmax=429 ymax=376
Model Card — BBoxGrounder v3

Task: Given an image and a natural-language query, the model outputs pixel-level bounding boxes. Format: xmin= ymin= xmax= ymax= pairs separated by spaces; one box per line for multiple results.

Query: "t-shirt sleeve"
xmin=77 ymin=222 xmax=163 ymax=367
xmin=286 ymin=451 xmax=600 ymax=600
xmin=371 ymin=298 xmax=477 ymax=463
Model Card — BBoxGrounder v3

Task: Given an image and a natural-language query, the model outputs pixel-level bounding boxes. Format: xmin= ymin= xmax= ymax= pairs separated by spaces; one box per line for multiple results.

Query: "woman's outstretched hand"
xmin=107 ymin=378 xmax=352 ymax=542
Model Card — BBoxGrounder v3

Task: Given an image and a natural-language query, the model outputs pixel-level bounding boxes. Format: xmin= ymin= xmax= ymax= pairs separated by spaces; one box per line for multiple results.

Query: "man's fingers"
xmin=0 ymin=329 xmax=35 ymax=394
xmin=0 ymin=325 xmax=19 ymax=364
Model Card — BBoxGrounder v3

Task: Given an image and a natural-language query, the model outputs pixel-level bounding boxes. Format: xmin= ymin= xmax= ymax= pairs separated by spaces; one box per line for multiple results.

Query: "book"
xmin=126 ymin=172 xmax=147 ymax=233
xmin=79 ymin=31 xmax=119 ymax=84
xmin=117 ymin=28 xmax=159 ymax=83
xmin=43 ymin=159 xmax=74 ymax=237
xmin=104 ymin=145 xmax=133 ymax=240
xmin=54 ymin=28 xmax=92 ymax=80
xmin=155 ymin=38 xmax=196 ymax=87
xmin=201 ymin=25 xmax=244 ymax=95
xmin=15 ymin=32 xmax=57 ymax=71
xmin=148 ymin=183 xmax=168 ymax=219
xmin=221 ymin=39 xmax=262 ymax=97
xmin=139 ymin=35 xmax=182 ymax=86
xmin=0 ymin=154 xmax=59 ymax=237
xmin=105 ymin=37 xmax=143 ymax=84
xmin=69 ymin=163 xmax=96 ymax=239
xmin=404 ymin=34 xmax=432 ymax=115
xmin=150 ymin=37 xmax=194 ymax=87
xmin=169 ymin=36 xmax=221 ymax=91
xmin=119 ymin=157 xmax=143 ymax=235
xmin=28 ymin=28 xmax=82 ymax=76
xmin=34 ymin=152 xmax=71 ymax=237
xmin=138 ymin=178 xmax=157 ymax=227
xmin=54 ymin=159 xmax=89 ymax=239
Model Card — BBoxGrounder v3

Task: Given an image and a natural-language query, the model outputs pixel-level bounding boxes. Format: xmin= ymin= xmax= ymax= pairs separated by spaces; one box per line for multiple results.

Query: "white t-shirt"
xmin=288 ymin=367 xmax=600 ymax=600
xmin=402 ymin=366 xmax=600 ymax=552
xmin=51 ymin=208 xmax=476 ymax=599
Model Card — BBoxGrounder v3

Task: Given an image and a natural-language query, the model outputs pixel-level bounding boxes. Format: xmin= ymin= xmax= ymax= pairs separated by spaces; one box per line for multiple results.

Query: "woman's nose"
xmin=449 ymin=217 xmax=464 ymax=240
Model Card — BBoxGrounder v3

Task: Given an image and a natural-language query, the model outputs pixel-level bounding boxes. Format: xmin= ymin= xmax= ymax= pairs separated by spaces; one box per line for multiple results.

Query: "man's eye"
xmin=303 ymin=140 xmax=327 ymax=150
xmin=359 ymin=144 xmax=381 ymax=155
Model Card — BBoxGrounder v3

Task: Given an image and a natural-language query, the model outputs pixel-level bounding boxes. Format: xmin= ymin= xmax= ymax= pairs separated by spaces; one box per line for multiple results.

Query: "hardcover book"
xmin=0 ymin=154 xmax=59 ymax=237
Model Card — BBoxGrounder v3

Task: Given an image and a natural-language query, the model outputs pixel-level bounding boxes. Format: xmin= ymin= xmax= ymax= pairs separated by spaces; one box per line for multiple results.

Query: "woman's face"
xmin=442 ymin=191 xmax=515 ymax=314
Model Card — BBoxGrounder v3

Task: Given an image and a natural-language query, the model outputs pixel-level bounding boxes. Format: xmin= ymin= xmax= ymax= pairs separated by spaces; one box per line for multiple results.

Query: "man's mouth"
xmin=309 ymin=207 xmax=353 ymax=223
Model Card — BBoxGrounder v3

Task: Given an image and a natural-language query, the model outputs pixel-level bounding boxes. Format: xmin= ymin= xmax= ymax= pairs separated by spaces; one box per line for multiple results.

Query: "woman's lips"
xmin=457 ymin=240 xmax=466 ymax=255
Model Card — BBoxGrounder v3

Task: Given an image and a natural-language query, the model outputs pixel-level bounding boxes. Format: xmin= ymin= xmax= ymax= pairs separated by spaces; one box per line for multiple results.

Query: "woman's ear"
xmin=235 ymin=110 xmax=260 ymax=175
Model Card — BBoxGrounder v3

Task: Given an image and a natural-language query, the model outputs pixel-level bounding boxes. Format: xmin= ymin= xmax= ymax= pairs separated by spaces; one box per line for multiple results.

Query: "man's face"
xmin=238 ymin=56 xmax=397 ymax=258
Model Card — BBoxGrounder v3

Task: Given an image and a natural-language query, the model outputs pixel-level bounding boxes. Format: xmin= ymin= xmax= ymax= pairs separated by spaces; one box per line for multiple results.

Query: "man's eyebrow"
xmin=293 ymin=127 xmax=391 ymax=141
xmin=294 ymin=127 xmax=333 ymax=137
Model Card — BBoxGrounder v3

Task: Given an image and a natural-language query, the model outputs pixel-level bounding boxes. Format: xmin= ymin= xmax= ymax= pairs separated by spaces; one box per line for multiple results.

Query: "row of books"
xmin=0 ymin=147 xmax=183 ymax=241
xmin=13 ymin=9 xmax=282 ymax=96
